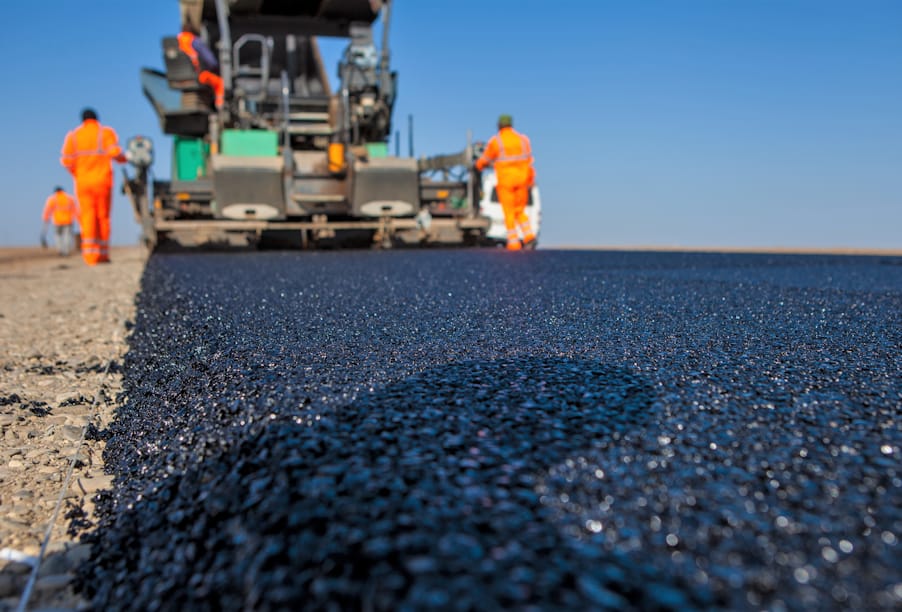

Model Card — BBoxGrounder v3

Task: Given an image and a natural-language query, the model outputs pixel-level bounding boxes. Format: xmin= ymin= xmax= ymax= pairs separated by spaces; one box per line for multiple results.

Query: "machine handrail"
xmin=232 ymin=33 xmax=272 ymax=103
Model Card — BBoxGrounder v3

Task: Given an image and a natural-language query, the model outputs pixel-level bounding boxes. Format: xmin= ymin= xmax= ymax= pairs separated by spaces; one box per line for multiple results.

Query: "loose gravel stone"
xmin=0 ymin=575 xmax=18 ymax=600
xmin=75 ymin=250 xmax=901 ymax=611
xmin=59 ymin=426 xmax=85 ymax=442
xmin=34 ymin=573 xmax=73 ymax=591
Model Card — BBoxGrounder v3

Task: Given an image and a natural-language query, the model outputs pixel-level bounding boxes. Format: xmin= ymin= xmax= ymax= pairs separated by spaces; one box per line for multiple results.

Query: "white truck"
xmin=478 ymin=170 xmax=542 ymax=247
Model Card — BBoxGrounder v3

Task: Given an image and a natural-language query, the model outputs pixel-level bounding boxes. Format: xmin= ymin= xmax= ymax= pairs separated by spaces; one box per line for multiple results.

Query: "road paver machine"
xmin=124 ymin=0 xmax=488 ymax=248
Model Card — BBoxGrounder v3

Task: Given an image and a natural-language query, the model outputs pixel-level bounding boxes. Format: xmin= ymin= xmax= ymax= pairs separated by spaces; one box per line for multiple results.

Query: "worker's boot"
xmin=506 ymin=229 xmax=522 ymax=251
xmin=518 ymin=219 xmax=535 ymax=249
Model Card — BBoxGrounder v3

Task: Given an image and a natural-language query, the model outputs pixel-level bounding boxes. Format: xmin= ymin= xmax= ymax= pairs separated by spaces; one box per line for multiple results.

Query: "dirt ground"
xmin=0 ymin=246 xmax=145 ymax=611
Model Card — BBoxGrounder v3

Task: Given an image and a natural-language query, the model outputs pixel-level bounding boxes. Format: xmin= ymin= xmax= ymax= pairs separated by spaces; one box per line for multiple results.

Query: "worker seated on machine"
xmin=178 ymin=23 xmax=224 ymax=108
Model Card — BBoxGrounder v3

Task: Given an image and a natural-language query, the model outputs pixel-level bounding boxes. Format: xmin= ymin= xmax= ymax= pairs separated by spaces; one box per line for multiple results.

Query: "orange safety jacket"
xmin=476 ymin=127 xmax=535 ymax=188
xmin=43 ymin=191 xmax=79 ymax=226
xmin=60 ymin=119 xmax=123 ymax=188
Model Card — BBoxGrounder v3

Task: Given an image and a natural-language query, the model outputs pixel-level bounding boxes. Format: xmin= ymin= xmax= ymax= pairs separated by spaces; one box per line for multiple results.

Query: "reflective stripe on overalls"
xmin=82 ymin=239 xmax=101 ymax=256
xmin=494 ymin=132 xmax=532 ymax=164
xmin=61 ymin=125 xmax=105 ymax=164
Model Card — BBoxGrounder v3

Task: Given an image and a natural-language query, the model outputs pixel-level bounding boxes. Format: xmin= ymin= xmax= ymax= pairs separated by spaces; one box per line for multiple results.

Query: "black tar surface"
xmin=80 ymin=250 xmax=902 ymax=610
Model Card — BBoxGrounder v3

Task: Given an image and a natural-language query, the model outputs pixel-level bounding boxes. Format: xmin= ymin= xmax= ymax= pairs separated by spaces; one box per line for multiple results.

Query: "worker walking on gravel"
xmin=60 ymin=108 xmax=127 ymax=265
xmin=475 ymin=114 xmax=536 ymax=251
xmin=41 ymin=187 xmax=80 ymax=257
xmin=178 ymin=23 xmax=225 ymax=108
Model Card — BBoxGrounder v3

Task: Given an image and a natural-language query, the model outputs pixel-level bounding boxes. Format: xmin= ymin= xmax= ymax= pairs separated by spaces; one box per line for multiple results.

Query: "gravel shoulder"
xmin=0 ymin=247 xmax=145 ymax=610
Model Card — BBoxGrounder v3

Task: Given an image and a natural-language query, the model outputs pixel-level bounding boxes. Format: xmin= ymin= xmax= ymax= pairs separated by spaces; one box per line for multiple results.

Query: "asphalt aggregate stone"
xmin=79 ymin=250 xmax=901 ymax=610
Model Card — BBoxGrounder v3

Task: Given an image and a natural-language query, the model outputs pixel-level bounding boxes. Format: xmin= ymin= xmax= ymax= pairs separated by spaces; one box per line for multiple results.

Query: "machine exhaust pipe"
xmin=213 ymin=0 xmax=233 ymax=102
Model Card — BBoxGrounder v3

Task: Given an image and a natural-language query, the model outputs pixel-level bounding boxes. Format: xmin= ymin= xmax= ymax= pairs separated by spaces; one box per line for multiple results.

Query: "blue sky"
xmin=1 ymin=1 xmax=899 ymax=249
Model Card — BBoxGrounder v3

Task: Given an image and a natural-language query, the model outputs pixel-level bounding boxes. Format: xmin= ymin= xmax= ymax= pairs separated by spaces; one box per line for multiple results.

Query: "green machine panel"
xmin=365 ymin=142 xmax=389 ymax=158
xmin=173 ymin=137 xmax=209 ymax=181
xmin=221 ymin=130 xmax=279 ymax=157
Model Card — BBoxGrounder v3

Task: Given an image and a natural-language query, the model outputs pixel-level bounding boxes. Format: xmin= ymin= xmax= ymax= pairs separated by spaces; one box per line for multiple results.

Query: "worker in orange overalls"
xmin=178 ymin=23 xmax=224 ymax=108
xmin=42 ymin=186 xmax=80 ymax=257
xmin=60 ymin=108 xmax=126 ymax=265
xmin=475 ymin=114 xmax=536 ymax=251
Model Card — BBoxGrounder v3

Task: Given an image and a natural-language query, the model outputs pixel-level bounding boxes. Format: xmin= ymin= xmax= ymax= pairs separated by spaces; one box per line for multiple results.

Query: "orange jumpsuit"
xmin=60 ymin=119 xmax=124 ymax=265
xmin=178 ymin=31 xmax=224 ymax=108
xmin=475 ymin=127 xmax=536 ymax=250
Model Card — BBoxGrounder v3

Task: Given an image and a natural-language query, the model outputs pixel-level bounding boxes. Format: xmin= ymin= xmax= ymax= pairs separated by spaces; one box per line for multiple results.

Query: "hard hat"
xmin=498 ymin=114 xmax=513 ymax=128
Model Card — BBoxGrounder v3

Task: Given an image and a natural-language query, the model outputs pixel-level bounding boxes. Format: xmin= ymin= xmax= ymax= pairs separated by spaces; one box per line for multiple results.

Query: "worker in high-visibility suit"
xmin=178 ymin=24 xmax=224 ymax=108
xmin=42 ymin=186 xmax=80 ymax=257
xmin=60 ymin=108 xmax=126 ymax=265
xmin=475 ymin=114 xmax=536 ymax=251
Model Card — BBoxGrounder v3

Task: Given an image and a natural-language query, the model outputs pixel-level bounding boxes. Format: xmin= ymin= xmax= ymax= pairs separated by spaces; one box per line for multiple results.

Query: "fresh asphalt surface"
xmin=81 ymin=249 xmax=901 ymax=610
